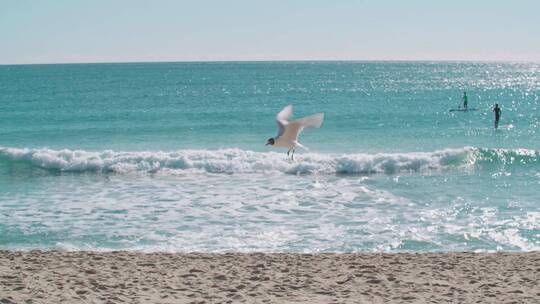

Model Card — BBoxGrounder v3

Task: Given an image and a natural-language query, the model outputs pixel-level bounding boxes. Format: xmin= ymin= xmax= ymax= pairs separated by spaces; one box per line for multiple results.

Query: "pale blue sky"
xmin=1 ymin=0 xmax=539 ymax=64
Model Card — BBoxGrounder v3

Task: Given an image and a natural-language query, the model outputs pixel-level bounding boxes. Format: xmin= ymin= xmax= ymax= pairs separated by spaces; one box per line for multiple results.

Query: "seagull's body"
xmin=266 ymin=105 xmax=324 ymax=159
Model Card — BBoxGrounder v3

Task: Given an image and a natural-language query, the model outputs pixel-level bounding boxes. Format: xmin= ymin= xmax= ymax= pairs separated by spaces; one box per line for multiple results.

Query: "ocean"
xmin=0 ymin=61 xmax=539 ymax=252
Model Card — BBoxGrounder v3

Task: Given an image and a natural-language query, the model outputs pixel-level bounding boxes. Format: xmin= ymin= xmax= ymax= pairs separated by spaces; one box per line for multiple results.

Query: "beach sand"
xmin=1 ymin=251 xmax=538 ymax=303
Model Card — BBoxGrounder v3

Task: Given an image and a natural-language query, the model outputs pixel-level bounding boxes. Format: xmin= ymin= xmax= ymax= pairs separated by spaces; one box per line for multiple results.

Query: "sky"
xmin=1 ymin=0 xmax=539 ymax=64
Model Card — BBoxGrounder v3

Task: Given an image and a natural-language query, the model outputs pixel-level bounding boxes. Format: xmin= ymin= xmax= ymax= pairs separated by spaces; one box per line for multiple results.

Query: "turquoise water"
xmin=0 ymin=62 xmax=539 ymax=252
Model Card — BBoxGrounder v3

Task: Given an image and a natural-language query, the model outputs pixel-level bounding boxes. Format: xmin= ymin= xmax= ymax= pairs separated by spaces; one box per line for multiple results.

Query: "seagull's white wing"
xmin=296 ymin=113 xmax=324 ymax=129
xmin=280 ymin=113 xmax=324 ymax=142
xmin=275 ymin=105 xmax=293 ymax=137
xmin=276 ymin=105 xmax=293 ymax=123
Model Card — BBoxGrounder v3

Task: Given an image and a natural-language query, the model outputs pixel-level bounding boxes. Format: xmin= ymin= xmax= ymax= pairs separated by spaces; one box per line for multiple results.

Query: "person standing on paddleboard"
xmin=493 ymin=103 xmax=501 ymax=129
xmin=462 ymin=91 xmax=468 ymax=110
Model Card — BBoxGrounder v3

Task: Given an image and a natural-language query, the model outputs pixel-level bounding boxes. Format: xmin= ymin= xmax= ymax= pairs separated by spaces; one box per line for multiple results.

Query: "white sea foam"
xmin=0 ymin=146 xmax=537 ymax=175
xmin=1 ymin=163 xmax=538 ymax=253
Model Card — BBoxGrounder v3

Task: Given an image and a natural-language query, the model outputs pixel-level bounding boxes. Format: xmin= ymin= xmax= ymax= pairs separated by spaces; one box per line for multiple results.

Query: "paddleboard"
xmin=449 ymin=108 xmax=478 ymax=112
xmin=500 ymin=124 xmax=514 ymax=130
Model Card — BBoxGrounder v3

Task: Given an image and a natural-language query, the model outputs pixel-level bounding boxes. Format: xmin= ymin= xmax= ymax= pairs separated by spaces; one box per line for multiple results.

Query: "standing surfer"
xmin=493 ymin=104 xmax=501 ymax=129
xmin=462 ymin=91 xmax=468 ymax=110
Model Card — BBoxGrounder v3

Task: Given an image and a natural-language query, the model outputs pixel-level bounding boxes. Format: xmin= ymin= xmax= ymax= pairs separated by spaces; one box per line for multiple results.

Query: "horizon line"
xmin=2 ymin=58 xmax=540 ymax=66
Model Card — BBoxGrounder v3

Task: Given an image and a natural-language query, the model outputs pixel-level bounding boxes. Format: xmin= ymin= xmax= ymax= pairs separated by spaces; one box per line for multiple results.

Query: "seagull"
xmin=265 ymin=105 xmax=324 ymax=160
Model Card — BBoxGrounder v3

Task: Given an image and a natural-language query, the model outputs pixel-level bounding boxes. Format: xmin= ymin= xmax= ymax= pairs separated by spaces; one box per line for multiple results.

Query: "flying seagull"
xmin=265 ymin=105 xmax=324 ymax=160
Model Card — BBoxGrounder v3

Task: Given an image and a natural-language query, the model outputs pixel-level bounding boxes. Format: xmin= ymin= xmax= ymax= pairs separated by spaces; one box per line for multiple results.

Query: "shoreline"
xmin=1 ymin=251 xmax=539 ymax=303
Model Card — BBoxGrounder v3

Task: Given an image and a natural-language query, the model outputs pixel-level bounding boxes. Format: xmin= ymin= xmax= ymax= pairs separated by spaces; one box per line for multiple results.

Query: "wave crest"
xmin=0 ymin=147 xmax=537 ymax=175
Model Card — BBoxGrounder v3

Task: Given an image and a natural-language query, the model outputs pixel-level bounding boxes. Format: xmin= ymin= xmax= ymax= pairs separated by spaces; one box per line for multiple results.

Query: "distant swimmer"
xmin=493 ymin=103 xmax=501 ymax=129
xmin=266 ymin=105 xmax=324 ymax=160
xmin=462 ymin=91 xmax=468 ymax=110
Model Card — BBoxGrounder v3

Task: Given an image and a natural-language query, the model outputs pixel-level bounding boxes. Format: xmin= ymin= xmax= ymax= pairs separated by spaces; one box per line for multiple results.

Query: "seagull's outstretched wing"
xmin=275 ymin=105 xmax=293 ymax=137
xmin=296 ymin=113 xmax=324 ymax=129
xmin=281 ymin=112 xmax=325 ymax=143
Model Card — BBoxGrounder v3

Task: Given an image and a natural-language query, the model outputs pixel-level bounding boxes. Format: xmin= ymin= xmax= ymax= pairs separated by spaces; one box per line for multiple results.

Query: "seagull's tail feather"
xmin=297 ymin=113 xmax=324 ymax=129
xmin=295 ymin=142 xmax=309 ymax=151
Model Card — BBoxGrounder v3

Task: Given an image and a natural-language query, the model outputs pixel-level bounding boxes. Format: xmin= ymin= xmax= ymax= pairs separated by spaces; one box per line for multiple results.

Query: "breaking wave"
xmin=0 ymin=146 xmax=538 ymax=175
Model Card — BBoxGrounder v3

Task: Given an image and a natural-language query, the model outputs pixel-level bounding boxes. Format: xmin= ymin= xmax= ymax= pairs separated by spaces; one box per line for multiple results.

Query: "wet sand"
xmin=1 ymin=251 xmax=539 ymax=303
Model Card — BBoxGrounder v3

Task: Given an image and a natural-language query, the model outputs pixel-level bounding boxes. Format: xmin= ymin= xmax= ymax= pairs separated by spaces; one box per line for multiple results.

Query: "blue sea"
xmin=0 ymin=61 xmax=539 ymax=252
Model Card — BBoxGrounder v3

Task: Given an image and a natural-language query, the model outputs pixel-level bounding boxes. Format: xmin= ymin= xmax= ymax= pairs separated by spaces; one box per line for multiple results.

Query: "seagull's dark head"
xmin=265 ymin=138 xmax=275 ymax=146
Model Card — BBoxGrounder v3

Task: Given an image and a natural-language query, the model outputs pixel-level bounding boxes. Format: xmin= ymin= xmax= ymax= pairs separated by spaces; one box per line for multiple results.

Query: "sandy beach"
xmin=0 ymin=251 xmax=538 ymax=303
